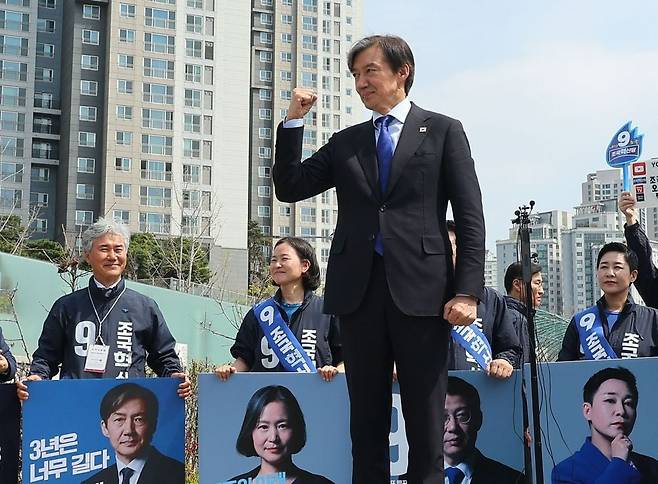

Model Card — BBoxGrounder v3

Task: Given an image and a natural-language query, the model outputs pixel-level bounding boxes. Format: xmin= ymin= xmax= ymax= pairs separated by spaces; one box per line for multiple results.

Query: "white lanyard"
xmin=87 ymin=286 xmax=126 ymax=345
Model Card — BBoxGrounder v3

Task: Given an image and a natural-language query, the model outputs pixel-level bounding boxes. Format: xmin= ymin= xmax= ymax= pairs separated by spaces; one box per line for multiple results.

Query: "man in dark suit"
xmin=83 ymin=383 xmax=184 ymax=484
xmin=273 ymin=35 xmax=485 ymax=483
xmin=443 ymin=377 xmax=524 ymax=484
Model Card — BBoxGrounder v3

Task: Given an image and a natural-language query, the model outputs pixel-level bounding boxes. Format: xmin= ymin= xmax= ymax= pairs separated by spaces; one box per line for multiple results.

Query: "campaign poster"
xmin=198 ymin=373 xmax=351 ymax=484
xmin=630 ymin=158 xmax=658 ymax=208
xmin=0 ymin=384 xmax=20 ymax=484
xmin=22 ymin=378 xmax=184 ymax=484
xmin=526 ymin=358 xmax=658 ymax=484
xmin=391 ymin=370 xmax=526 ymax=484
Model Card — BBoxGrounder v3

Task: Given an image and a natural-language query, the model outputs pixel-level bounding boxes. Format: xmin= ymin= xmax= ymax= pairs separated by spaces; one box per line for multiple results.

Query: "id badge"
xmin=84 ymin=344 xmax=110 ymax=373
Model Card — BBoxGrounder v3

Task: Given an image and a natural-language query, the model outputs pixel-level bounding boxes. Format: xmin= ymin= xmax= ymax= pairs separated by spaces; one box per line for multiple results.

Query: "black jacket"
xmin=557 ymin=297 xmax=658 ymax=361
xmin=625 ymin=222 xmax=658 ymax=308
xmin=449 ymin=287 xmax=521 ymax=370
xmin=231 ymin=289 xmax=342 ymax=371
xmin=30 ymin=277 xmax=182 ymax=379
xmin=82 ymin=446 xmax=184 ymax=484
xmin=0 ymin=326 xmax=17 ymax=381
xmin=503 ymin=296 xmax=533 ymax=364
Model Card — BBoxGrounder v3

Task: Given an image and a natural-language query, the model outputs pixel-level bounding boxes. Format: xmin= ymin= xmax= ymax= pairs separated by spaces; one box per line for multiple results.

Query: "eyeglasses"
xmin=444 ymin=410 xmax=472 ymax=428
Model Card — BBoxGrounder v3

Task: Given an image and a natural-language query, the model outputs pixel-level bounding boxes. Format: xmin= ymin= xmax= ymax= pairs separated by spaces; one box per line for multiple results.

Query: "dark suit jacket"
xmin=81 ymin=446 xmax=184 ymax=484
xmin=274 ymin=103 xmax=485 ymax=316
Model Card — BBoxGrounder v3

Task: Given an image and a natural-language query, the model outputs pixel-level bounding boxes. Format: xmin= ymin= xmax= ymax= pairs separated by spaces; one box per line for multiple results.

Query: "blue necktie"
xmin=374 ymin=115 xmax=395 ymax=255
xmin=445 ymin=466 xmax=464 ymax=484
xmin=120 ymin=467 xmax=134 ymax=484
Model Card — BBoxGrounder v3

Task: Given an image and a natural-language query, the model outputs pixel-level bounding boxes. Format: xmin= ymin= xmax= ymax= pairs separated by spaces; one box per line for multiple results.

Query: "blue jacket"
xmin=0 ymin=326 xmax=17 ymax=381
xmin=552 ymin=437 xmax=658 ymax=484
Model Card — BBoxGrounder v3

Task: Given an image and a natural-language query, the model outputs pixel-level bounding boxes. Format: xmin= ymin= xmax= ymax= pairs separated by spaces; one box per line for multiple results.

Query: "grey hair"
xmin=81 ymin=217 xmax=131 ymax=253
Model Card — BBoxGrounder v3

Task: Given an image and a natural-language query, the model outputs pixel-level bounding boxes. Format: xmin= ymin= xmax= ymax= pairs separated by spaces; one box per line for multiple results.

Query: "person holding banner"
xmin=215 ymin=237 xmax=343 ymax=381
xmin=620 ymin=191 xmax=658 ymax=308
xmin=552 ymin=367 xmax=658 ymax=483
xmin=0 ymin=325 xmax=17 ymax=381
xmin=229 ymin=385 xmax=333 ymax=484
xmin=558 ymin=243 xmax=658 ymax=361
xmin=274 ymin=34 xmax=485 ymax=483
xmin=446 ymin=221 xmax=520 ymax=376
xmin=16 ymin=218 xmax=190 ymax=400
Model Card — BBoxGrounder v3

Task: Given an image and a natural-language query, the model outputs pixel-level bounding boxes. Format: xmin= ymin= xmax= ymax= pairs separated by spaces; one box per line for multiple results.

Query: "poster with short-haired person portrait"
xmin=22 ymin=378 xmax=184 ymax=484
xmin=526 ymin=358 xmax=658 ymax=484
xmin=198 ymin=373 xmax=350 ymax=484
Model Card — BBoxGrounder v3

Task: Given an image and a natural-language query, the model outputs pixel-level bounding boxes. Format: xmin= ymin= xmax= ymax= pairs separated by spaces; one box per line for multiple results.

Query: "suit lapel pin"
xmin=419 ymin=127 xmax=427 ymax=133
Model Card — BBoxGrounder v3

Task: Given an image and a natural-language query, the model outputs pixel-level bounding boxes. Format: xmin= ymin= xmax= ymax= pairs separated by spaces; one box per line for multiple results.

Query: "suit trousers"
xmin=341 ymin=254 xmax=450 ymax=484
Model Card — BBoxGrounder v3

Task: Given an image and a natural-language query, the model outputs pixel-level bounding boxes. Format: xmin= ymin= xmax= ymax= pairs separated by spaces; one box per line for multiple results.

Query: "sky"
xmin=360 ymin=0 xmax=658 ymax=249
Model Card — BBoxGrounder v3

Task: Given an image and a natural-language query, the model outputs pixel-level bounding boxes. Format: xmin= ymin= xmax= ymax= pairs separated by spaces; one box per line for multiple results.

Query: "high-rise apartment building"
xmin=249 ymin=0 xmax=363 ymax=278
xmin=484 ymin=249 xmax=496 ymax=289
xmin=1 ymin=0 xmax=251 ymax=293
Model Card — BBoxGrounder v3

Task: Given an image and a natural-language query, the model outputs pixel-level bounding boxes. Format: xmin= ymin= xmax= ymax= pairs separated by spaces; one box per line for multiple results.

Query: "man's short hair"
xmin=347 ymin=35 xmax=415 ymax=95
xmin=583 ymin=367 xmax=638 ymax=404
xmin=504 ymin=262 xmax=542 ymax=294
xmin=99 ymin=383 xmax=159 ymax=433
xmin=236 ymin=385 xmax=306 ymax=457
xmin=447 ymin=376 xmax=481 ymax=414
xmin=82 ymin=217 xmax=131 ymax=253
xmin=596 ymin=242 xmax=639 ymax=272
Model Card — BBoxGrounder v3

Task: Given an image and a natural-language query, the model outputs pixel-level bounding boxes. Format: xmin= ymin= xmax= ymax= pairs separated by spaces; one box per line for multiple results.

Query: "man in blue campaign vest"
xmin=552 ymin=367 xmax=658 ymax=484
xmin=558 ymin=242 xmax=658 ymax=361
xmin=16 ymin=218 xmax=191 ymax=400
xmin=446 ymin=221 xmax=520 ymax=376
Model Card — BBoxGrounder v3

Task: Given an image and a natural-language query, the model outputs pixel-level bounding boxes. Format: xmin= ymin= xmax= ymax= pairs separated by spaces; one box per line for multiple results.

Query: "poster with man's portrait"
xmin=198 ymin=373 xmax=351 ymax=484
xmin=0 ymin=383 xmax=20 ymax=484
xmin=22 ymin=378 xmax=184 ymax=484
xmin=391 ymin=370 xmax=526 ymax=483
xmin=526 ymin=358 xmax=658 ymax=484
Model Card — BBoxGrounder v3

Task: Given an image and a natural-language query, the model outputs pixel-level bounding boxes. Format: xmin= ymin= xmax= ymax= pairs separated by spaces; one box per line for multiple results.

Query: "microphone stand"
xmin=512 ymin=201 xmax=544 ymax=484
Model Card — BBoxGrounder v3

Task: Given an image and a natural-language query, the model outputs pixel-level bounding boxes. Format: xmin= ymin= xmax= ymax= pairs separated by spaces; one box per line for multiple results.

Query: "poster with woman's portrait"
xmin=198 ymin=373 xmax=350 ymax=484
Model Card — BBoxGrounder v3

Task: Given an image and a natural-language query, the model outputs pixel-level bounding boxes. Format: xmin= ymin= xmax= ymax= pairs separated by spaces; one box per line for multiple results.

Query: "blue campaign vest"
xmin=254 ymin=298 xmax=317 ymax=373
xmin=574 ymin=305 xmax=618 ymax=360
xmin=451 ymin=323 xmax=493 ymax=371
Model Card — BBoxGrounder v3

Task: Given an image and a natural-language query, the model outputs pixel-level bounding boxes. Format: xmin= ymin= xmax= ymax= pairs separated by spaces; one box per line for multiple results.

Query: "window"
xmin=258 ymin=167 xmax=271 ymax=178
xmin=115 ymin=157 xmax=131 ymax=171
xmin=118 ymin=54 xmax=134 ymax=69
xmin=281 ymin=33 xmax=292 ymax=44
xmin=259 ymin=70 xmax=272 ymax=82
xmin=257 ymin=186 xmax=271 ymax=197
xmin=141 ymin=159 xmax=172 ymax=180
xmin=258 ymin=147 xmax=271 ymax=159
xmin=81 ymin=54 xmax=99 ymax=71
xmin=139 ymin=212 xmax=170 ymax=233
xmin=260 ymin=12 xmax=272 ymax=25
xmin=0 ymin=35 xmax=29 ymax=56
xmin=117 ymin=79 xmax=133 ymax=94
xmin=143 ymin=83 xmax=174 ymax=104
xmin=258 ymin=108 xmax=271 ymax=120
xmin=1 ymin=60 xmax=27 ymax=81
xmin=82 ymin=29 xmax=99 ymax=45
xmin=116 ymin=131 xmax=133 ymax=145
xmin=75 ymin=210 xmax=94 ymax=226
xmin=119 ymin=3 xmax=135 ymax=17
xmin=279 ymin=206 xmax=291 ymax=217
xmin=301 ymin=207 xmax=316 ymax=222
xmin=186 ymin=14 xmax=202 ymax=32
xmin=143 ymin=58 xmax=174 ymax=79
xmin=281 ymin=14 xmax=292 ymax=24
xmin=280 ymin=70 xmax=292 ymax=81
xmin=0 ymin=162 xmax=22 ymax=182
xmin=113 ymin=210 xmax=130 ymax=224
xmin=182 ymin=189 xmax=200 ymax=208
xmin=114 ymin=183 xmax=131 ymax=199
xmin=76 ymin=183 xmax=95 ymax=200
xmin=302 ymin=16 xmax=317 ymax=31
xmin=257 ymin=206 xmax=270 ymax=217
xmin=39 ymin=0 xmax=56 ymax=8
xmin=144 ymin=32 xmax=175 ymax=54
xmin=185 ymin=64 xmax=201 ymax=82
xmin=37 ymin=19 xmax=56 ymax=32
xmin=82 ymin=4 xmax=100 ymax=19
xmin=36 ymin=42 xmax=55 ymax=57
xmin=145 ymin=7 xmax=175 ymax=29
xmin=280 ymin=90 xmax=292 ymax=101
xmin=259 ymin=32 xmax=272 ymax=45
xmin=259 ymin=51 xmax=272 ymax=63
xmin=139 ymin=186 xmax=171 ymax=207
xmin=31 ymin=166 xmax=50 ymax=182
xmin=78 ymin=132 xmax=96 ymax=147
xmin=258 ymin=128 xmax=271 ymax=139
xmin=119 ymin=29 xmax=135 ymax=43
xmin=142 ymin=108 xmax=173 ymax=130
xmin=184 ymin=138 xmax=200 ymax=158
xmin=0 ymin=11 xmax=29 ymax=32
xmin=34 ymin=67 xmax=53 ymax=82
xmin=302 ymin=35 xmax=317 ymax=50
xmin=184 ymin=89 xmax=201 ymax=107
xmin=77 ymin=157 xmax=95 ymax=173
xmin=302 ymin=53 xmax=317 ymax=69
xmin=301 ymin=227 xmax=316 ymax=237
xmin=184 ymin=113 xmax=200 ymax=133
xmin=259 ymin=89 xmax=272 ymax=101
xmin=80 ymin=80 xmax=98 ymax=96
xmin=185 ymin=39 xmax=201 ymax=57
xmin=116 ymin=105 xmax=133 ymax=119
xmin=183 ymin=164 xmax=200 ymax=183
xmin=0 ymin=111 xmax=24 ymax=132
xmin=0 ymin=86 xmax=26 ymax=107
xmin=141 ymin=134 xmax=172 ymax=155
xmin=79 ymin=106 xmax=97 ymax=121
xmin=302 ymin=72 xmax=316 ymax=88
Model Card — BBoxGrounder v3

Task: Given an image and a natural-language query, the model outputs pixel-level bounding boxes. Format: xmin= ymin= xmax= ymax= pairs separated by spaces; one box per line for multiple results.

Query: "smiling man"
xmin=17 ymin=218 xmax=190 ymax=400
xmin=83 ymin=383 xmax=184 ymax=484
xmin=552 ymin=367 xmax=658 ymax=483
xmin=274 ymin=34 xmax=485 ymax=483
xmin=558 ymin=242 xmax=658 ymax=361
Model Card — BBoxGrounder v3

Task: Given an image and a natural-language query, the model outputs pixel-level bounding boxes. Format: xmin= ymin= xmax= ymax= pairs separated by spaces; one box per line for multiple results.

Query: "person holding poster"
xmin=82 ymin=383 xmax=184 ymax=484
xmin=227 ymin=385 xmax=333 ymax=484
xmin=619 ymin=191 xmax=658 ymax=308
xmin=214 ymin=237 xmax=343 ymax=381
xmin=16 ymin=218 xmax=190 ymax=399
xmin=552 ymin=367 xmax=658 ymax=483
xmin=0 ymin=325 xmax=17 ymax=381
xmin=273 ymin=34 xmax=485 ymax=483
xmin=558 ymin=242 xmax=658 ymax=361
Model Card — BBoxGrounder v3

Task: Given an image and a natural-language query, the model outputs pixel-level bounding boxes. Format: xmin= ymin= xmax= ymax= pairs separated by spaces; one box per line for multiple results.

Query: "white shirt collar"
xmin=372 ymin=97 xmax=412 ymax=126
xmin=115 ymin=453 xmax=147 ymax=482
xmin=444 ymin=452 xmax=475 ymax=480
xmin=94 ymin=277 xmax=121 ymax=289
